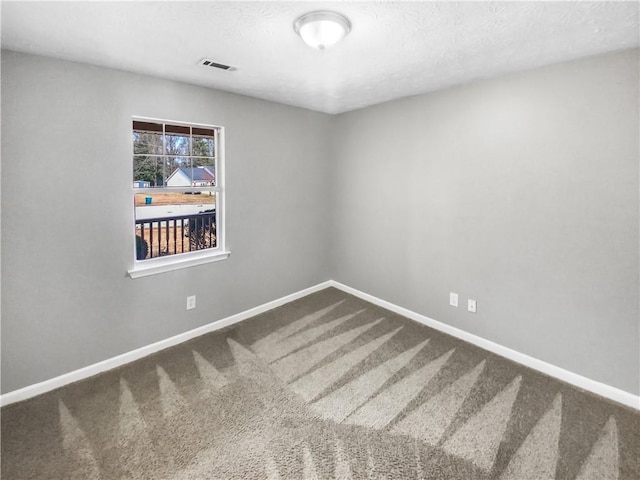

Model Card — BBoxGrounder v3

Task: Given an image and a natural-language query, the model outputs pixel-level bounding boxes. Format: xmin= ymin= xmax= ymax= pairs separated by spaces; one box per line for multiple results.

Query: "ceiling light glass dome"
xmin=294 ymin=11 xmax=351 ymax=51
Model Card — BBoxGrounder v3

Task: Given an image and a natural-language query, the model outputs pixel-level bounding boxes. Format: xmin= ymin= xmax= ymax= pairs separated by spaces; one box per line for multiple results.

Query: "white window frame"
xmin=127 ymin=116 xmax=229 ymax=279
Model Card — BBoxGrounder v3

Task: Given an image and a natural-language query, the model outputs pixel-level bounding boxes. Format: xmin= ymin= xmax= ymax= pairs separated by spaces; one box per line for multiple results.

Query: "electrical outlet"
xmin=449 ymin=292 xmax=459 ymax=307
xmin=186 ymin=295 xmax=196 ymax=310
xmin=468 ymin=299 xmax=477 ymax=313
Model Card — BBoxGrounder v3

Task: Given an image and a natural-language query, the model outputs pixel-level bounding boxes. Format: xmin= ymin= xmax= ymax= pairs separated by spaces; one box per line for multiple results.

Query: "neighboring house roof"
xmin=166 ymin=166 xmax=215 ymax=183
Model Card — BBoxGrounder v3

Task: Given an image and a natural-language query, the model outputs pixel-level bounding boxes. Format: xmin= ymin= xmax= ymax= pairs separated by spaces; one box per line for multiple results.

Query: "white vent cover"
xmin=198 ymin=58 xmax=236 ymax=71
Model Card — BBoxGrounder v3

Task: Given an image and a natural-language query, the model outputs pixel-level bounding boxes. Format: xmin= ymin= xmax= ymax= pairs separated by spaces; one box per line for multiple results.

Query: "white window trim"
xmin=127 ymin=117 xmax=229 ymax=279
xmin=127 ymin=249 xmax=231 ymax=278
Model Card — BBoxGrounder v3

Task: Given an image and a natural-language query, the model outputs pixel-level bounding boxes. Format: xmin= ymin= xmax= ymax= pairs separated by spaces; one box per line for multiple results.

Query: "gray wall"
xmin=330 ymin=48 xmax=640 ymax=395
xmin=3 ymin=48 xmax=639 ymax=397
xmin=1 ymin=51 xmax=332 ymax=393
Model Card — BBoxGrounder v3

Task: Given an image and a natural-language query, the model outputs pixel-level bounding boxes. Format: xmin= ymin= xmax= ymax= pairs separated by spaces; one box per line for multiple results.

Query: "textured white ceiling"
xmin=2 ymin=1 xmax=638 ymax=114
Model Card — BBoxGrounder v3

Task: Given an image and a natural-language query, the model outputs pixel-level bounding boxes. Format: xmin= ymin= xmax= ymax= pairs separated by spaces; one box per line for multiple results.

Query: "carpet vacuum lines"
xmin=2 ymin=287 xmax=638 ymax=479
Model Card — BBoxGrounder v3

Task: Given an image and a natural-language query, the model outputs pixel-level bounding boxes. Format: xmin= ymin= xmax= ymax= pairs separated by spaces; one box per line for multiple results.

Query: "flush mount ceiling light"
xmin=294 ymin=11 xmax=351 ymax=51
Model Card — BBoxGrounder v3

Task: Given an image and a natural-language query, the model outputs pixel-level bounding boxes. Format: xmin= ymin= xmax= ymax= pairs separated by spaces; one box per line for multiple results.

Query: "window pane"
xmin=165 ymin=134 xmax=190 ymax=156
xmin=165 ymin=124 xmax=190 ymax=135
xmin=192 ymin=135 xmax=215 ymax=157
xmin=134 ymin=192 xmax=216 ymax=259
xmin=133 ymin=120 xmax=163 ymax=132
xmin=133 ymin=155 xmax=164 ymax=187
xmin=192 ymin=158 xmax=216 ymax=186
xmin=192 ymin=127 xmax=215 ymax=137
xmin=133 ymin=131 xmax=163 ymax=155
xmin=165 ymin=157 xmax=189 ymax=187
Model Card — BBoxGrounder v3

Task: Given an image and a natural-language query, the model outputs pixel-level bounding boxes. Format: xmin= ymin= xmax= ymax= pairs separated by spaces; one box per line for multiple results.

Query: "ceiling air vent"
xmin=198 ymin=58 xmax=236 ymax=72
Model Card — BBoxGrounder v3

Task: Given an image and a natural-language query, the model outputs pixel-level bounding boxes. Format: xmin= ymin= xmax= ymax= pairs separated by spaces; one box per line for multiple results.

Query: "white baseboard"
xmin=328 ymin=280 xmax=640 ymax=411
xmin=0 ymin=280 xmax=333 ymax=407
xmin=3 ymin=279 xmax=638 ymax=411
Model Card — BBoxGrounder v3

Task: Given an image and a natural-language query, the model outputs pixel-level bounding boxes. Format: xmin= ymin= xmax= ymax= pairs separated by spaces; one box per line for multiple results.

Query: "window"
xmin=128 ymin=117 xmax=228 ymax=278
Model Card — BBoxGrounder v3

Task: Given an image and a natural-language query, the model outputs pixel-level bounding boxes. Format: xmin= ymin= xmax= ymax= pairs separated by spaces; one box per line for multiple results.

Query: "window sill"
xmin=127 ymin=250 xmax=231 ymax=279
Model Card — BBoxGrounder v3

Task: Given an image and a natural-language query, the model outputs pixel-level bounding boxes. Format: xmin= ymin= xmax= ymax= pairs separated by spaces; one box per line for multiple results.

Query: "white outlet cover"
xmin=468 ymin=299 xmax=477 ymax=313
xmin=187 ymin=295 xmax=196 ymax=310
xmin=449 ymin=292 xmax=459 ymax=307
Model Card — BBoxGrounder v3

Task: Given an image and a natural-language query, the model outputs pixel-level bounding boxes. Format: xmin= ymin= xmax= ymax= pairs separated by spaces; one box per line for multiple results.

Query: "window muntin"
xmin=132 ymin=118 xmax=223 ymax=263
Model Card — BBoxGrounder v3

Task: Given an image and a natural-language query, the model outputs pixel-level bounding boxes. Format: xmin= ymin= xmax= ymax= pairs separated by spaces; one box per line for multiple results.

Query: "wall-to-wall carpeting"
xmin=2 ymin=288 xmax=638 ymax=479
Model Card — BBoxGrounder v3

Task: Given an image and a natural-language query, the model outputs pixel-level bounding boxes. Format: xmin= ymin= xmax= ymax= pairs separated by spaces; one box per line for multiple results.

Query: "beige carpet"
xmin=2 ymin=287 xmax=639 ymax=479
